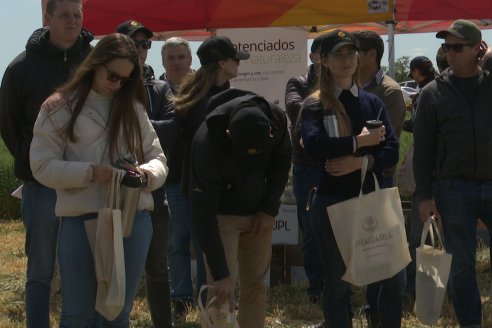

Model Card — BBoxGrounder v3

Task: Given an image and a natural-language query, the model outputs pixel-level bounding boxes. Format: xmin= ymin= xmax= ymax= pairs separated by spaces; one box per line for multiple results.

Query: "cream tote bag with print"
xmin=327 ymin=157 xmax=411 ymax=286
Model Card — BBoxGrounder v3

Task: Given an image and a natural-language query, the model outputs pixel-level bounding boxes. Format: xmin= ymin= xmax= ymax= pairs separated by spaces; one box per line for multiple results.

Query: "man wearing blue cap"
xmin=414 ymin=19 xmax=492 ymax=327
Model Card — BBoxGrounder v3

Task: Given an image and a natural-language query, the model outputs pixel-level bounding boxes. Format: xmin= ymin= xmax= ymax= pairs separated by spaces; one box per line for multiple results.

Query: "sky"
xmin=2 ymin=0 xmax=492 ymax=82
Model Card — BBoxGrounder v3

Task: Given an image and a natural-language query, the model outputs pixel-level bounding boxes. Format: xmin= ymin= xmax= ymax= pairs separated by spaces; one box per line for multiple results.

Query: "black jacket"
xmin=190 ymin=89 xmax=292 ymax=280
xmin=284 ymin=64 xmax=320 ymax=167
xmin=0 ymin=28 xmax=93 ymax=182
xmin=143 ymin=64 xmax=177 ymax=155
xmin=414 ymin=68 xmax=492 ymax=200
xmin=402 ymin=76 xmax=434 ymax=133
xmin=158 ymin=72 xmax=184 ymax=183
xmin=179 ymin=82 xmax=230 ymax=197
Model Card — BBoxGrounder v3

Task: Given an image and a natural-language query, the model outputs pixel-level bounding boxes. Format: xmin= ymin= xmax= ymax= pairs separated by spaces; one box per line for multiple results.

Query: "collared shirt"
xmin=362 ymin=67 xmax=385 ymax=90
xmin=334 ymin=83 xmax=359 ymax=98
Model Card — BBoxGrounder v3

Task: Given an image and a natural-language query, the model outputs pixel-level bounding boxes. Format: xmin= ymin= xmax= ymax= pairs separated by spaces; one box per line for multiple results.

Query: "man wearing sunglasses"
xmin=414 ymin=19 xmax=492 ymax=328
xmin=117 ymin=20 xmax=177 ymax=328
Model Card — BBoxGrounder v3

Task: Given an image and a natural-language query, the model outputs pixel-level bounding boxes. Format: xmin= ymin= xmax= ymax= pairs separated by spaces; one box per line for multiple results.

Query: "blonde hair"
xmin=311 ymin=56 xmax=360 ymax=137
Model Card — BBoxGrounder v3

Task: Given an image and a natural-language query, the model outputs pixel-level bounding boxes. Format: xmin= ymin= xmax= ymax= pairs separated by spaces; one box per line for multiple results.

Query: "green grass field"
xmin=1 ymin=220 xmax=492 ymax=327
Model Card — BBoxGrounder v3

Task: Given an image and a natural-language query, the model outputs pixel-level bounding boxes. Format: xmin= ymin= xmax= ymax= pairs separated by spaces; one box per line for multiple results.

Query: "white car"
xmin=401 ymin=86 xmax=418 ymax=105
xmin=399 ymin=80 xmax=418 ymax=89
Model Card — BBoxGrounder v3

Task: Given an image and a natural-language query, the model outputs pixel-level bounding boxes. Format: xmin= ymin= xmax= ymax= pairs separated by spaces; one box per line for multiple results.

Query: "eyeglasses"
xmin=328 ymin=50 xmax=359 ymax=61
xmin=102 ymin=64 xmax=133 ymax=85
xmin=441 ymin=43 xmax=475 ymax=53
xmin=134 ymin=39 xmax=152 ymax=50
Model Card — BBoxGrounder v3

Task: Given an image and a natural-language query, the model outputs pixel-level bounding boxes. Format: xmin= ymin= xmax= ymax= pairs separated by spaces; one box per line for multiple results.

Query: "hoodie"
xmin=0 ymin=27 xmax=93 ymax=182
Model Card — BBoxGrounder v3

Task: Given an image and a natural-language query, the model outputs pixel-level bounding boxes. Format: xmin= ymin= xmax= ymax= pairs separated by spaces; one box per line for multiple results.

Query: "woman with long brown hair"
xmin=30 ymin=33 xmax=167 ymax=327
xmin=174 ymin=35 xmax=249 ymax=198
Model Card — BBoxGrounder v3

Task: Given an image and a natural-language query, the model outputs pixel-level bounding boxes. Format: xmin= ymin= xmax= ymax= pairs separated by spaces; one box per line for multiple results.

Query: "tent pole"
xmin=387 ymin=21 xmax=395 ymax=79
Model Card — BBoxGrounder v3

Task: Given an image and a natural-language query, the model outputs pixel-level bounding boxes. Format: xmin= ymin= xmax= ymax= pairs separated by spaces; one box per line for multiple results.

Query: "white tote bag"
xmin=198 ymin=285 xmax=238 ymax=328
xmin=414 ymin=217 xmax=452 ymax=326
xmin=85 ymin=169 xmax=126 ymax=321
xmin=327 ymin=157 xmax=411 ymax=286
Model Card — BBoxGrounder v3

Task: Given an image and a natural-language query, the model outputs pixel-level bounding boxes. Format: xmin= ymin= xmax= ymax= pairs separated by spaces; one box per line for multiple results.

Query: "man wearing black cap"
xmin=414 ymin=19 xmax=492 ymax=327
xmin=117 ymin=19 xmax=176 ymax=328
xmin=403 ymin=56 xmax=436 ymax=133
xmin=284 ymin=35 xmax=325 ymax=304
xmin=190 ymin=89 xmax=291 ymax=328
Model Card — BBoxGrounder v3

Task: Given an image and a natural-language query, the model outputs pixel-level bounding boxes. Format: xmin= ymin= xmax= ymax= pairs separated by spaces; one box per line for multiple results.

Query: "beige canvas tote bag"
xmin=327 ymin=156 xmax=411 ymax=286
xmin=414 ymin=216 xmax=452 ymax=326
xmin=85 ymin=169 xmax=126 ymax=320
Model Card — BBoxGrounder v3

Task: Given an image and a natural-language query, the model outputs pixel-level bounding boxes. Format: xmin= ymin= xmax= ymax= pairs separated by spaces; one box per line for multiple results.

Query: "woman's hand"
xmin=356 ymin=126 xmax=386 ymax=148
xmin=92 ymin=164 xmax=114 ymax=184
xmin=325 ymin=156 xmax=363 ymax=176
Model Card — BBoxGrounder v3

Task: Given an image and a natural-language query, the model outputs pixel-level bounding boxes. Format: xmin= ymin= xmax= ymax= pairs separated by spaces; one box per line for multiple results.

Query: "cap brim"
xmin=330 ymin=42 xmax=360 ymax=54
xmin=436 ymin=30 xmax=465 ymax=40
xmin=235 ymin=51 xmax=250 ymax=61
xmin=129 ymin=27 xmax=153 ymax=38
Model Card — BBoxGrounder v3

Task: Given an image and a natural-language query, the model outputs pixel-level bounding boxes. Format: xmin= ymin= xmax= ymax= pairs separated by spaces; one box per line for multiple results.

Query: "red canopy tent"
xmin=43 ymin=0 xmax=491 ymax=75
xmin=77 ymin=0 xmax=491 ymax=38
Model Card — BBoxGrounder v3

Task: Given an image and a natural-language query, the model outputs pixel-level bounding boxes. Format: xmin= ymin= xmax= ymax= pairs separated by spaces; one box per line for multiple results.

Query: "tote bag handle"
xmin=104 ymin=168 xmax=123 ymax=210
xmin=420 ymin=216 xmax=448 ymax=253
xmin=359 ymin=156 xmax=379 ymax=197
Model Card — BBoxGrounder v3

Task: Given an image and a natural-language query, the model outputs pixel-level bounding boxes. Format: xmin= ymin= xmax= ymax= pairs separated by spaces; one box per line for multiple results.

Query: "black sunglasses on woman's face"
xmin=103 ymin=64 xmax=133 ymax=86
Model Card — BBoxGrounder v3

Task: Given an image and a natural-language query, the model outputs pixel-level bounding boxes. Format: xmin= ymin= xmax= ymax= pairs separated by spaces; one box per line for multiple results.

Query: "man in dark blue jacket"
xmin=0 ymin=0 xmax=92 ymax=326
xmin=190 ymin=89 xmax=291 ymax=328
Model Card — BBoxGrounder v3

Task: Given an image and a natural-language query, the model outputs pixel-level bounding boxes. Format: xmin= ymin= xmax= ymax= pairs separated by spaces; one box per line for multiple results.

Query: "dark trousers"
xmin=146 ymin=188 xmax=173 ymax=328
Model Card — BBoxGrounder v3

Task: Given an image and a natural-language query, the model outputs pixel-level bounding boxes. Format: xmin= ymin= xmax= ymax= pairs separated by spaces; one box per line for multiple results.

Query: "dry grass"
xmin=1 ymin=220 xmax=491 ymax=327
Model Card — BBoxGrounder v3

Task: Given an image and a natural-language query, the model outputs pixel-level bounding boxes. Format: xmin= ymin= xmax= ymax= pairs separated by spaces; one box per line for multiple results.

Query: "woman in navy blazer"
xmin=300 ymin=30 xmax=402 ymax=328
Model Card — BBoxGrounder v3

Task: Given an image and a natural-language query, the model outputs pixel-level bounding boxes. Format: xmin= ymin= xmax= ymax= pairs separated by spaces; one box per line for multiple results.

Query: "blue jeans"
xmin=22 ymin=182 xmax=59 ymax=328
xmin=434 ymin=178 xmax=492 ymax=327
xmin=292 ymin=164 xmax=323 ymax=297
xmin=312 ymin=192 xmax=404 ymax=328
xmin=57 ymin=211 xmax=152 ymax=327
xmin=166 ymin=182 xmax=206 ymax=302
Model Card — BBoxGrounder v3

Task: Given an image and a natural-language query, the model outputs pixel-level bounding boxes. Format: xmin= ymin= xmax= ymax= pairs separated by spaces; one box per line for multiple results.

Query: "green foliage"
xmin=381 ymin=57 xmax=411 ymax=83
xmin=394 ymin=56 xmax=411 ymax=83
xmin=0 ymin=140 xmax=21 ymax=220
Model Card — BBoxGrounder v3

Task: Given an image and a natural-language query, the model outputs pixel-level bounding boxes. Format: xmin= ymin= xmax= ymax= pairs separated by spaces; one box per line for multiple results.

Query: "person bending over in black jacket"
xmin=190 ymin=89 xmax=291 ymax=328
